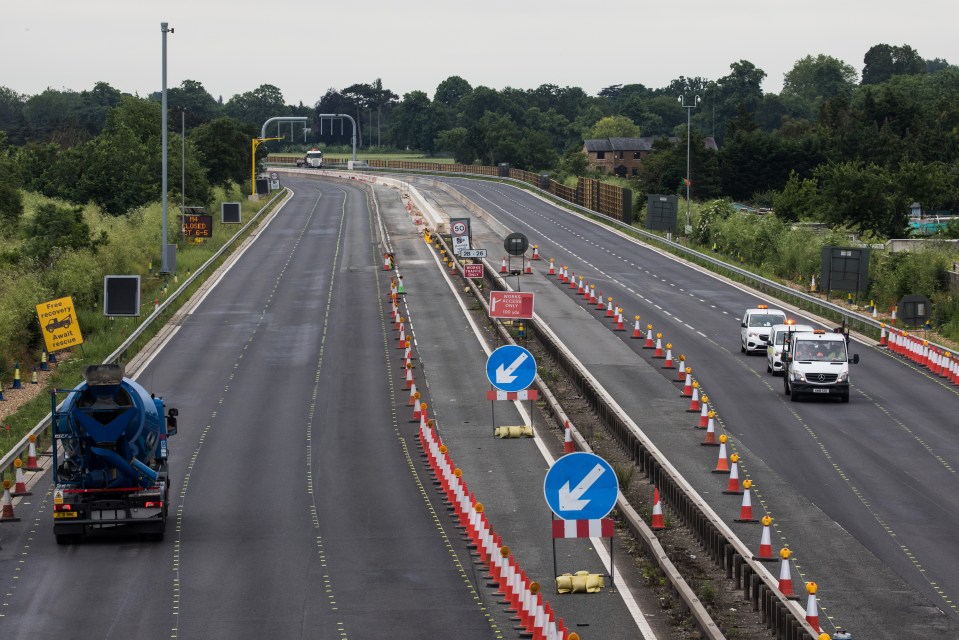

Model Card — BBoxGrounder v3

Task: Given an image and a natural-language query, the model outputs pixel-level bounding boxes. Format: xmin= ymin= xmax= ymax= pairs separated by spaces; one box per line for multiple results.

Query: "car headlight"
xmin=837 ymin=372 xmax=849 ymax=382
xmin=748 ymin=330 xmax=759 ymax=338
xmin=792 ymin=371 xmax=806 ymax=382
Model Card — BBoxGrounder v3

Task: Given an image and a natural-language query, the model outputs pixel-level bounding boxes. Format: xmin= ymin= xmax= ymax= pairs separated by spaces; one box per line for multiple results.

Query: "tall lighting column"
xmin=160 ymin=22 xmax=174 ymax=274
xmin=678 ymin=94 xmax=700 ymax=235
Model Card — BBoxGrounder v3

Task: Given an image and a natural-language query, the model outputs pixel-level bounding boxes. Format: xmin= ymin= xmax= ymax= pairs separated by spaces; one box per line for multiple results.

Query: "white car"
xmin=740 ymin=305 xmax=787 ymax=354
xmin=767 ymin=322 xmax=814 ymax=374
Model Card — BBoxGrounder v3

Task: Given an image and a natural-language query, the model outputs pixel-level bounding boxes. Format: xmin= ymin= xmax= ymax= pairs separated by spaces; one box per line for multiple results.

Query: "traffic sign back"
xmin=543 ymin=452 xmax=618 ymax=520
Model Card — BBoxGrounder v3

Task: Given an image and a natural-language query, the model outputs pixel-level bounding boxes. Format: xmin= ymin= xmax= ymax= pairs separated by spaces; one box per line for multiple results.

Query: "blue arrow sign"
xmin=543 ymin=452 xmax=619 ymax=520
xmin=486 ymin=345 xmax=536 ymax=392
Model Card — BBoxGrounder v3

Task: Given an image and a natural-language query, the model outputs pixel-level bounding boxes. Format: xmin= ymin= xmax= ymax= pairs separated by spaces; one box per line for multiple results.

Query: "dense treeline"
xmin=1 ymin=43 xmax=958 ymax=240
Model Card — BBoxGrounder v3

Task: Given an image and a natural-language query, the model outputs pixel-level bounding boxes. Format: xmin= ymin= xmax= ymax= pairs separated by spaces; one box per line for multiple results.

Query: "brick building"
xmin=583 ymin=136 xmax=718 ymax=176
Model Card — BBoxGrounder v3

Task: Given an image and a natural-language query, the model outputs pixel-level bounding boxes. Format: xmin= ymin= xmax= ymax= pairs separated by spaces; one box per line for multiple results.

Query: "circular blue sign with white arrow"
xmin=486 ymin=345 xmax=537 ymax=392
xmin=543 ymin=452 xmax=619 ymax=520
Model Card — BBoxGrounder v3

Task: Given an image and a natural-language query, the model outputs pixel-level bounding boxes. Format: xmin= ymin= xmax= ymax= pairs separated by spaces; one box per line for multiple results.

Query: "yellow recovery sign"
xmin=36 ymin=296 xmax=84 ymax=353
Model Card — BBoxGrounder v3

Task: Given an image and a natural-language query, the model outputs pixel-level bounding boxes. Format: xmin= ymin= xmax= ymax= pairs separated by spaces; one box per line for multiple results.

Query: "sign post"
xmin=543 ymin=452 xmax=619 ymax=583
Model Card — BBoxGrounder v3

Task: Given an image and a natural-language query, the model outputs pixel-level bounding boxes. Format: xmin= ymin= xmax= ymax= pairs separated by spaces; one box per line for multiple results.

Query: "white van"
xmin=782 ymin=330 xmax=859 ymax=403
xmin=740 ymin=305 xmax=787 ymax=354
xmin=766 ymin=322 xmax=814 ymax=375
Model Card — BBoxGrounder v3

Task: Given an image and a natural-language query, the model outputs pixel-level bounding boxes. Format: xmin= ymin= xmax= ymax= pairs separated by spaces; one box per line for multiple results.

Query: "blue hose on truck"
xmin=50 ymin=364 xmax=178 ymax=544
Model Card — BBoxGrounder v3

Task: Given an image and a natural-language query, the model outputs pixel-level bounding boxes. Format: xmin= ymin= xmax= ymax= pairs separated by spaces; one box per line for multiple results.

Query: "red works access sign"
xmin=489 ymin=291 xmax=534 ymax=319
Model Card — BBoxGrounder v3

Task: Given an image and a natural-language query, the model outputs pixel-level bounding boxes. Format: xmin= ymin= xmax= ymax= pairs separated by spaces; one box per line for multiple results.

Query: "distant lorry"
xmin=296 ymin=148 xmax=324 ymax=168
xmin=50 ymin=364 xmax=178 ymax=544
xmin=782 ymin=329 xmax=859 ymax=402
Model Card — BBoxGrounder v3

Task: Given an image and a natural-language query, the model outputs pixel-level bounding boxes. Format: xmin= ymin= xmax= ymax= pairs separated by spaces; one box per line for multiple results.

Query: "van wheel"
xmin=741 ymin=343 xmax=746 ymax=354
xmin=766 ymin=362 xmax=771 ymax=373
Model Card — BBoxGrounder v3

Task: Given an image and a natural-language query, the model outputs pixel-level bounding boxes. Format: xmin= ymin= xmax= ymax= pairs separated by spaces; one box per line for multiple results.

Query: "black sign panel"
xmin=646 ymin=195 xmax=678 ymax=232
xmin=898 ymin=294 xmax=932 ymax=328
xmin=104 ymin=275 xmax=141 ymax=317
xmin=504 ymin=232 xmax=529 ymax=256
xmin=820 ymin=247 xmax=870 ymax=294
xmin=222 ymin=202 xmax=241 ymax=224
xmin=183 ymin=214 xmax=213 ymax=238
xmin=255 ymin=178 xmax=270 ymax=195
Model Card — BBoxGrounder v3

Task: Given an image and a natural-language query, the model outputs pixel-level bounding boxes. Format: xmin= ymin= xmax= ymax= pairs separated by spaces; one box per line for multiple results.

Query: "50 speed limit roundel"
xmin=452 ymin=221 xmax=467 ymax=235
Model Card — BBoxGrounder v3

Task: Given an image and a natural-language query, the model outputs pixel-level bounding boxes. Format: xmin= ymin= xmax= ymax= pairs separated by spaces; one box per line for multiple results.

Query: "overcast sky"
xmin=3 ymin=1 xmax=954 ymax=105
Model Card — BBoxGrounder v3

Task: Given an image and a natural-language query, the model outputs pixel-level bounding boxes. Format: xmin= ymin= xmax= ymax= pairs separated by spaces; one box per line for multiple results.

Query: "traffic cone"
xmin=663 ymin=344 xmax=674 ymax=368
xmin=754 ymin=515 xmax=776 ymax=561
xmin=588 ymin=286 xmax=597 ymax=305
xmin=40 ymin=350 xmax=48 ymax=371
xmin=0 ymin=480 xmax=20 ymax=522
xmin=651 ymin=487 xmax=665 ymax=530
xmin=396 ymin=277 xmax=406 ymax=295
xmin=644 ymin=325 xmax=655 ymax=349
xmin=631 ymin=315 xmax=643 ymax=339
xmin=563 ymin=421 xmax=574 ymax=454
xmin=404 ymin=362 xmax=415 ymax=389
xmin=676 ymin=361 xmax=688 ymax=383
xmin=614 ymin=309 xmax=625 ymax=331
xmin=696 ymin=397 xmax=710 ymax=428
xmin=701 ymin=411 xmax=719 ymax=446
xmin=31 ymin=367 xmax=38 ymax=384
xmin=735 ymin=479 xmax=757 ymax=522
xmin=681 ymin=373 xmax=693 ymax=397
xmin=397 ymin=321 xmax=407 ymax=348
xmin=581 ymin=280 xmax=591 ymax=300
xmin=686 ymin=383 xmax=701 ymax=412
xmin=383 ymin=253 xmax=392 ymax=270
xmin=605 ymin=298 xmax=614 ymax=317
xmin=595 ymin=291 xmax=605 ymax=311
xmin=407 ymin=382 xmax=418 ymax=406
xmin=805 ymin=582 xmax=820 ymax=632
xmin=712 ymin=435 xmax=730 ymax=473
xmin=13 ymin=362 xmax=22 ymax=389
xmin=12 ymin=459 xmax=31 ymax=496
xmin=568 ymin=271 xmax=578 ymax=289
xmin=500 ymin=257 xmax=508 ymax=273
xmin=653 ymin=334 xmax=665 ymax=358
xmin=26 ymin=434 xmax=41 ymax=470
xmin=410 ymin=395 xmax=423 ymax=422
xmin=723 ymin=453 xmax=743 ymax=494
xmin=525 ymin=258 xmax=532 ymax=275
xmin=547 ymin=259 xmax=555 ymax=276
xmin=879 ymin=324 xmax=888 ymax=347
xmin=559 ymin=265 xmax=568 ymax=283
xmin=777 ymin=547 xmax=797 ymax=598
xmin=576 ymin=277 xmax=584 ymax=295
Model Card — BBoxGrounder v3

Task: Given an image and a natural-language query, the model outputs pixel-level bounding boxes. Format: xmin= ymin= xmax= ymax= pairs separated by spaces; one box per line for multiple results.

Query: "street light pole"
xmin=678 ymin=94 xmax=700 ymax=235
xmin=160 ymin=22 xmax=174 ymax=274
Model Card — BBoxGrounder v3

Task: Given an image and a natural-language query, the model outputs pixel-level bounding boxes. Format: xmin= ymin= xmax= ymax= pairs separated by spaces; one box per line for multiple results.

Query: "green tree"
xmin=517 ymin=129 xmax=558 ymax=172
xmin=435 ymin=127 xmax=472 ymax=163
xmin=434 ymin=76 xmax=473 ymax=108
xmin=585 ymin=115 xmax=641 ymax=139
xmin=22 ymin=203 xmax=105 ymax=266
xmin=389 ymin=91 xmax=442 ymax=153
xmin=862 ymin=44 xmax=926 ymax=85
xmin=0 ymin=87 xmax=27 ymax=144
xmin=814 ymin=161 xmax=906 ymax=237
xmin=782 ymin=55 xmax=858 ymax=106
xmin=168 ymin=79 xmax=220 ymax=129
xmin=772 ymin=171 xmax=821 ymax=222
xmin=224 ymin=84 xmax=288 ymax=129
xmin=191 ymin=117 xmax=254 ymax=186
xmin=473 ymin=111 xmax=520 ymax=166
xmin=23 ymin=88 xmax=85 ymax=145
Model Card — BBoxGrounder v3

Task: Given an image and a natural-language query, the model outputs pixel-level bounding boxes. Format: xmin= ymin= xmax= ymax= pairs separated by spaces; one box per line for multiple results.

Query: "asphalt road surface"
xmin=0 ymin=179 xmax=503 ymax=639
xmin=419 ymin=176 xmax=959 ymax=637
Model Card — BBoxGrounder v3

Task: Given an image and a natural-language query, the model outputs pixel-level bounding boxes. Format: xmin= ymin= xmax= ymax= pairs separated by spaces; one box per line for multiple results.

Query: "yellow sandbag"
xmin=585 ymin=573 xmax=605 ymax=593
xmin=556 ymin=573 xmax=574 ymax=593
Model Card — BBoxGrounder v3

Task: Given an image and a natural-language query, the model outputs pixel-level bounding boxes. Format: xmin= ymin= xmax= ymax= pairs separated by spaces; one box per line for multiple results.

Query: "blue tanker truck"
xmin=50 ymin=364 xmax=178 ymax=544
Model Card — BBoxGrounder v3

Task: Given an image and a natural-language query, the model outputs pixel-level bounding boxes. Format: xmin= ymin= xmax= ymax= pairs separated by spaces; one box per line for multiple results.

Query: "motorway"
xmin=0 ymin=175 xmax=665 ymax=640
xmin=0 ymin=179 xmax=509 ymax=639
xmin=410 ymin=175 xmax=959 ymax=637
